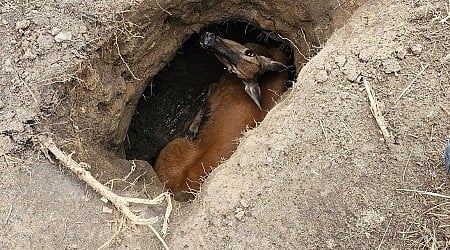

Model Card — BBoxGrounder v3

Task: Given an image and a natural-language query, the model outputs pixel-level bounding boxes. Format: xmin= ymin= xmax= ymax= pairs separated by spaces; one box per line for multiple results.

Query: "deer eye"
xmin=244 ymin=49 xmax=255 ymax=57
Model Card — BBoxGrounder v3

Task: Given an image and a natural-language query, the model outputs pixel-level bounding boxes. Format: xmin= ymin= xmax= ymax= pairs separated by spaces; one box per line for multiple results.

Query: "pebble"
xmin=344 ymin=68 xmax=360 ymax=82
xmin=235 ymin=208 xmax=245 ymax=220
xmin=0 ymin=15 xmax=7 ymax=25
xmin=50 ymin=27 xmax=61 ymax=36
xmin=79 ymin=25 xmax=87 ymax=34
xmin=410 ymin=44 xmax=423 ymax=55
xmin=23 ymin=48 xmax=37 ymax=60
xmin=3 ymin=110 xmax=15 ymax=120
xmin=16 ymin=19 xmax=31 ymax=30
xmin=383 ymin=59 xmax=401 ymax=74
xmin=240 ymin=199 xmax=249 ymax=208
xmin=102 ymin=206 xmax=113 ymax=214
xmin=335 ymin=55 xmax=346 ymax=67
xmin=54 ymin=31 xmax=72 ymax=42
xmin=395 ymin=47 xmax=407 ymax=59
xmin=37 ymin=34 xmax=54 ymax=50
xmin=315 ymin=70 xmax=329 ymax=83
xmin=358 ymin=49 xmax=372 ymax=62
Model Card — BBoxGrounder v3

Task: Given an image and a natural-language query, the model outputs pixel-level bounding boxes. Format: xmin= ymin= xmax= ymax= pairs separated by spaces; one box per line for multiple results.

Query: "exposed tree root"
xmin=39 ymin=136 xmax=172 ymax=250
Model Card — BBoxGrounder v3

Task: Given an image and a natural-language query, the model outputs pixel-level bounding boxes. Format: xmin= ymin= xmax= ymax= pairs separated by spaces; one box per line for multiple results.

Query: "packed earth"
xmin=0 ymin=0 xmax=449 ymax=249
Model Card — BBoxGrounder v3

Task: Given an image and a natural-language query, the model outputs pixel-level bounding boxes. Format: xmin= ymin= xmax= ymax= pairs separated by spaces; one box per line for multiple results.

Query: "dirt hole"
xmin=125 ymin=20 xmax=297 ymax=166
xmin=47 ymin=0 xmax=360 ymax=189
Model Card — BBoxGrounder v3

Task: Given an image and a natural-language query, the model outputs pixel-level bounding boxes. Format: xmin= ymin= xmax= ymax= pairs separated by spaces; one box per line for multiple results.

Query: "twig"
xmin=3 ymin=204 xmax=13 ymax=227
xmin=277 ymin=34 xmax=307 ymax=61
xmin=402 ymin=152 xmax=412 ymax=182
xmin=396 ymin=188 xmax=450 ymax=199
xmin=377 ymin=217 xmax=392 ymax=250
xmin=394 ymin=64 xmax=429 ymax=104
xmin=440 ymin=105 xmax=450 ymax=119
xmin=319 ymin=119 xmax=328 ymax=141
xmin=441 ymin=52 xmax=450 ymax=64
xmin=114 ymin=33 xmax=140 ymax=80
xmin=17 ymin=74 xmax=39 ymax=104
xmin=148 ymin=224 xmax=170 ymax=250
xmin=39 ymin=136 xmax=171 ymax=249
xmin=98 ymin=215 xmax=125 ymax=250
xmin=154 ymin=0 xmax=172 ymax=16
xmin=334 ymin=0 xmax=352 ymax=16
xmin=1 ymin=153 xmax=10 ymax=167
xmin=337 ymin=114 xmax=355 ymax=140
xmin=360 ymin=76 xmax=394 ymax=146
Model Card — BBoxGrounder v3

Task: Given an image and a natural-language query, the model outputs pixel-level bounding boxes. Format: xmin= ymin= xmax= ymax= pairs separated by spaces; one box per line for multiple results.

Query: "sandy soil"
xmin=1 ymin=0 xmax=449 ymax=249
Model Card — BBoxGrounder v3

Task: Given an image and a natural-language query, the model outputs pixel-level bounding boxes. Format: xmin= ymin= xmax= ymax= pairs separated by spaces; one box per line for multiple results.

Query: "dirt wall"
xmin=47 ymin=0 xmax=362 ymax=182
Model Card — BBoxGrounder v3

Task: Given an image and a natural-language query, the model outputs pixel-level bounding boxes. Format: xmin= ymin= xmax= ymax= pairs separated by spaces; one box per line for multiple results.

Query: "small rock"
xmin=383 ymin=59 xmax=401 ymax=74
xmin=102 ymin=206 xmax=113 ymax=214
xmin=315 ymin=70 xmax=329 ymax=83
xmin=50 ymin=27 xmax=61 ymax=36
xmin=54 ymin=31 xmax=72 ymax=42
xmin=344 ymin=68 xmax=360 ymax=82
xmin=22 ymin=40 xmax=30 ymax=48
xmin=37 ymin=34 xmax=54 ymax=50
xmin=1 ymin=15 xmax=8 ymax=25
xmin=410 ymin=44 xmax=423 ymax=56
xmin=22 ymin=48 xmax=37 ymax=60
xmin=79 ymin=25 xmax=87 ymax=34
xmin=100 ymin=197 xmax=109 ymax=203
xmin=3 ymin=110 xmax=15 ymax=120
xmin=240 ymin=199 xmax=249 ymax=208
xmin=395 ymin=47 xmax=407 ymax=59
xmin=324 ymin=62 xmax=333 ymax=73
xmin=358 ymin=49 xmax=372 ymax=62
xmin=335 ymin=55 xmax=346 ymax=67
xmin=235 ymin=208 xmax=245 ymax=220
xmin=16 ymin=19 xmax=31 ymax=30
xmin=411 ymin=5 xmax=429 ymax=20
xmin=9 ymin=120 xmax=25 ymax=132
xmin=0 ymin=136 xmax=14 ymax=154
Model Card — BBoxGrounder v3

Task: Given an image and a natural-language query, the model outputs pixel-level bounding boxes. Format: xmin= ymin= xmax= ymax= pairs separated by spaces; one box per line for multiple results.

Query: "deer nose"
xmin=200 ymin=32 xmax=216 ymax=49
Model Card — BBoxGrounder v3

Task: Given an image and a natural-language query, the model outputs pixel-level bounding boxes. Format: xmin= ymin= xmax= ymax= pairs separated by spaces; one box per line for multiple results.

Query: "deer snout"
xmin=200 ymin=32 xmax=216 ymax=49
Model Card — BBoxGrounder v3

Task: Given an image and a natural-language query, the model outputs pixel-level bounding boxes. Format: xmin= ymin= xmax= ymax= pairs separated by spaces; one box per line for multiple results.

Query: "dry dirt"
xmin=1 ymin=0 xmax=449 ymax=249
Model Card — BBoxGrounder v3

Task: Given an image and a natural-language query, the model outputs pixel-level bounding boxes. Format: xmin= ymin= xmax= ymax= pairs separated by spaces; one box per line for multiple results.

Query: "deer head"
xmin=200 ymin=32 xmax=286 ymax=109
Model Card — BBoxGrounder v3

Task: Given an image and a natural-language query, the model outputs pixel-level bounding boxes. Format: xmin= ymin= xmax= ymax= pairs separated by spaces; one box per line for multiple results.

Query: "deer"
xmin=154 ymin=32 xmax=289 ymax=201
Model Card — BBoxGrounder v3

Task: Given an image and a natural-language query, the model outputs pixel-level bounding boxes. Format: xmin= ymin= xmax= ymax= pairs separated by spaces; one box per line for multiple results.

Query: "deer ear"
xmin=261 ymin=56 xmax=286 ymax=72
xmin=267 ymin=60 xmax=287 ymax=72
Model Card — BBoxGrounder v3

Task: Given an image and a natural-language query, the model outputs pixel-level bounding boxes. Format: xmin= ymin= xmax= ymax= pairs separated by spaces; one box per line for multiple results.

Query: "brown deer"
xmin=155 ymin=32 xmax=288 ymax=200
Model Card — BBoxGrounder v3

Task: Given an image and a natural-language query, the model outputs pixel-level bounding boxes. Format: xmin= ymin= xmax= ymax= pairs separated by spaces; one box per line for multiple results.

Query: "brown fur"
xmin=155 ymin=43 xmax=288 ymax=200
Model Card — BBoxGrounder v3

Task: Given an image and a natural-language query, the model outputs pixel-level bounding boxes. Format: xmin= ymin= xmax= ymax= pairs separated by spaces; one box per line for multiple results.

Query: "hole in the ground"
xmin=125 ymin=20 xmax=296 ymax=167
xmin=44 ymin=0 xmax=361 ymax=196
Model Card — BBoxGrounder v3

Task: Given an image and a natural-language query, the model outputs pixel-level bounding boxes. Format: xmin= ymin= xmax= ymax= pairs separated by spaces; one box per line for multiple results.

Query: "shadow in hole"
xmin=125 ymin=20 xmax=295 ymax=166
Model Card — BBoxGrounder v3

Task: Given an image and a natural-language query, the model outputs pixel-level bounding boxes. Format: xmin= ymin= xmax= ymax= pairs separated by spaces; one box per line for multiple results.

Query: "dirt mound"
xmin=167 ymin=0 xmax=450 ymax=248
xmin=0 ymin=0 xmax=449 ymax=249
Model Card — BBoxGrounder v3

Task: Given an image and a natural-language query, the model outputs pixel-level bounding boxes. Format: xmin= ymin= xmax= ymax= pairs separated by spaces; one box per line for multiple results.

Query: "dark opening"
xmin=125 ymin=20 xmax=296 ymax=166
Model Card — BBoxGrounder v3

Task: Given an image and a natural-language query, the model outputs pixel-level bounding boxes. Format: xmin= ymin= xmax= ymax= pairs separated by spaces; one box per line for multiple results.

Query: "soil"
xmin=0 ymin=0 xmax=449 ymax=249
